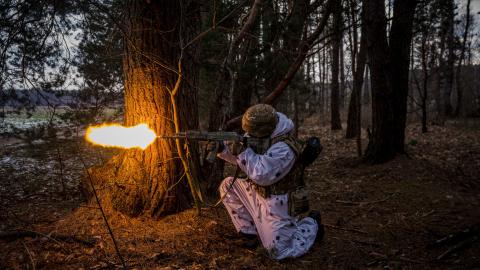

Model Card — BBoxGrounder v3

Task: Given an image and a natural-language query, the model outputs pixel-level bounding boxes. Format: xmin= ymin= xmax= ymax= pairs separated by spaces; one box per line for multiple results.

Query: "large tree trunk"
xmin=363 ymin=0 xmax=396 ymax=162
xmin=330 ymin=0 xmax=342 ymax=130
xmin=363 ymin=0 xmax=417 ymax=163
xmin=84 ymin=0 xmax=200 ymax=218
xmin=388 ymin=0 xmax=417 ymax=153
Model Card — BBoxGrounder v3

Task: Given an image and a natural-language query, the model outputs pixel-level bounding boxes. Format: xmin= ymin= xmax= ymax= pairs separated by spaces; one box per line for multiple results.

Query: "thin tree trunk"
xmin=330 ymin=0 xmax=342 ymax=130
xmin=421 ymin=40 xmax=428 ymax=133
xmin=435 ymin=29 xmax=447 ymax=124
xmin=422 ymin=86 xmax=428 ymax=132
xmin=311 ymin=52 xmax=317 ymax=114
xmin=346 ymin=23 xmax=367 ymax=139
xmin=340 ymin=36 xmax=345 ymax=110
xmin=416 ymin=31 xmax=429 ymax=133
xmin=319 ymin=47 xmax=326 ymax=116
xmin=444 ymin=0 xmax=455 ymax=116
xmin=435 ymin=0 xmax=455 ymax=123
xmin=344 ymin=0 xmax=363 ymax=157
xmin=306 ymin=54 xmax=312 ymax=114
xmin=294 ymin=87 xmax=299 ymax=136
xmin=454 ymin=0 xmax=472 ymax=117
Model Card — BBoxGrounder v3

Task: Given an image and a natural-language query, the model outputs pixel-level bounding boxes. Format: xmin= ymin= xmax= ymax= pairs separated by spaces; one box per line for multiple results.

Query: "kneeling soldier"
xmin=217 ymin=104 xmax=324 ymax=260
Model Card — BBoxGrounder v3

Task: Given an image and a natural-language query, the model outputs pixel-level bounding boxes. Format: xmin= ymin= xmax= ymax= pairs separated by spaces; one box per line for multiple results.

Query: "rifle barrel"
xmin=156 ymin=131 xmax=243 ymax=142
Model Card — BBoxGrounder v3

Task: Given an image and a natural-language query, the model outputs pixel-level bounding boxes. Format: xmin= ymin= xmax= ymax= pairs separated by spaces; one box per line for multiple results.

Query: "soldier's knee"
xmin=219 ymin=177 xmax=234 ymax=194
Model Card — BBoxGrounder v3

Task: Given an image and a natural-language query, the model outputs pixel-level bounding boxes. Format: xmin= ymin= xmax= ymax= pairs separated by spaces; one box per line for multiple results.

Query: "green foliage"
xmin=0 ymin=0 xmax=124 ymax=143
xmin=75 ymin=0 xmax=123 ymax=99
xmin=0 ymin=0 xmax=77 ymax=92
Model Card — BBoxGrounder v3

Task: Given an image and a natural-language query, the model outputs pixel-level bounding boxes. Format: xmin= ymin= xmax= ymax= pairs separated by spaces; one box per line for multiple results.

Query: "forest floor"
xmin=1 ymin=118 xmax=479 ymax=269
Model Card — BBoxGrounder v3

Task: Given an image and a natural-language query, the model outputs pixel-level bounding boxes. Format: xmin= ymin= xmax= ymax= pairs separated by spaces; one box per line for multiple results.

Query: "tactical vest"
xmin=249 ymin=132 xmax=310 ymax=216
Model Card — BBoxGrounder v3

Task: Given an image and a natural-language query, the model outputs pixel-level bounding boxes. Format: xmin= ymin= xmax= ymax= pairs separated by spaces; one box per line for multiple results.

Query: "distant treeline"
xmin=0 ymin=89 xmax=123 ymax=108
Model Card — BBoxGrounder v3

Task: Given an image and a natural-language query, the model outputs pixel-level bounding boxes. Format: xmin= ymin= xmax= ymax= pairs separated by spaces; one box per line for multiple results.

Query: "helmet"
xmin=242 ymin=104 xmax=278 ymax=138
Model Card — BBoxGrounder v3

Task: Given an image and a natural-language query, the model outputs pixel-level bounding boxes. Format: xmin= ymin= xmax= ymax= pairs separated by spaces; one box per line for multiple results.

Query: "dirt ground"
xmin=1 ymin=119 xmax=479 ymax=269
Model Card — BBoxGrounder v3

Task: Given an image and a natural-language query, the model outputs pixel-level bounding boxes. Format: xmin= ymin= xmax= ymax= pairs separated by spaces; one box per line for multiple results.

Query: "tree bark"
xmin=363 ymin=0 xmax=417 ymax=163
xmin=363 ymin=0 xmax=396 ymax=163
xmin=84 ymin=0 xmax=200 ymax=218
xmin=363 ymin=67 xmax=371 ymax=105
xmin=388 ymin=0 xmax=418 ymax=153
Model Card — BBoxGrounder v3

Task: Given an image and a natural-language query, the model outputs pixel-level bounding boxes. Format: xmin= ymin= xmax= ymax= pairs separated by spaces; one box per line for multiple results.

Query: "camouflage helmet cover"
xmin=242 ymin=104 xmax=278 ymax=138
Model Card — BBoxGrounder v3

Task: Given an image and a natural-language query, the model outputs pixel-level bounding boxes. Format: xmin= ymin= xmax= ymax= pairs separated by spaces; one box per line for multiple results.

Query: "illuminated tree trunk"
xmin=85 ymin=0 xmax=200 ymax=218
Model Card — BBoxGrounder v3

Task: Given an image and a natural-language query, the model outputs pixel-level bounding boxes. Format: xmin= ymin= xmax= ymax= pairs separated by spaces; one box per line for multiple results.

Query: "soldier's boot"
xmin=308 ymin=210 xmax=325 ymax=243
xmin=239 ymin=232 xmax=259 ymax=249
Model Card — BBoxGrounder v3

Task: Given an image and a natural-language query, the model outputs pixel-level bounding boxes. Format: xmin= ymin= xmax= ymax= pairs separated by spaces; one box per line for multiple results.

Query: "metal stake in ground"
xmin=75 ymin=143 xmax=127 ymax=269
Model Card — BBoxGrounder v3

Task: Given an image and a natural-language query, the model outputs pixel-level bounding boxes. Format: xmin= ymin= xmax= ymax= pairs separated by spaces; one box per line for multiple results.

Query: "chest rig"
xmin=248 ymin=132 xmax=310 ymax=216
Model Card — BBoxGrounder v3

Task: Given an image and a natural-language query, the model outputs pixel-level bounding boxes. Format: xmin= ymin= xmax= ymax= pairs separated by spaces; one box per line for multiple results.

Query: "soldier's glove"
xmin=205 ymin=141 xmax=224 ymax=163
xmin=206 ymin=141 xmax=224 ymax=153
xmin=225 ymin=141 xmax=244 ymax=155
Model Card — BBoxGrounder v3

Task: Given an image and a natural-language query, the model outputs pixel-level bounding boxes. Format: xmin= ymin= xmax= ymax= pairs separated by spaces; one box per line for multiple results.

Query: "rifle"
xmin=157 ymin=130 xmax=270 ymax=162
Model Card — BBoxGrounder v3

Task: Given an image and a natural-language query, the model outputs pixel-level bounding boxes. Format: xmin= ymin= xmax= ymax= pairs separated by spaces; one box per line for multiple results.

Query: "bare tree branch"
xmin=226 ymin=0 xmax=336 ymax=129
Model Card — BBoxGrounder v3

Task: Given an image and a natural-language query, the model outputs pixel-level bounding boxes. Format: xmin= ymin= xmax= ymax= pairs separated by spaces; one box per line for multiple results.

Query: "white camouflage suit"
xmin=218 ymin=112 xmax=318 ymax=260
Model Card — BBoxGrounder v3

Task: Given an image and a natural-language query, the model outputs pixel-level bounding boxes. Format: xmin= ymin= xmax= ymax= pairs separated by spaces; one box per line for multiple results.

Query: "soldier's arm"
xmin=217 ymin=146 xmax=237 ymax=165
xmin=236 ymin=142 xmax=295 ymax=186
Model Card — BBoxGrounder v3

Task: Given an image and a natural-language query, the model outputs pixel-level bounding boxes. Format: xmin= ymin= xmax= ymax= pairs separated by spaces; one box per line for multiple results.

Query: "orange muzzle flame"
xmin=85 ymin=123 xmax=157 ymax=149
